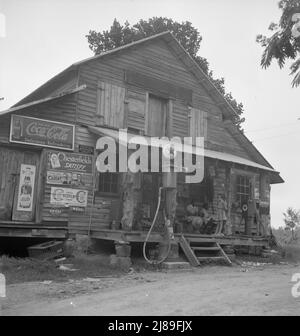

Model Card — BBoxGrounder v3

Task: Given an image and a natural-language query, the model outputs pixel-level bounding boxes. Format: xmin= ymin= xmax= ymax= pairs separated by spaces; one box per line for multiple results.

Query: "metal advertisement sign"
xmin=46 ymin=150 xmax=93 ymax=173
xmin=10 ymin=115 xmax=75 ymax=150
xmin=50 ymin=187 xmax=88 ymax=207
xmin=16 ymin=164 xmax=36 ymax=212
xmin=46 ymin=170 xmax=93 ymax=188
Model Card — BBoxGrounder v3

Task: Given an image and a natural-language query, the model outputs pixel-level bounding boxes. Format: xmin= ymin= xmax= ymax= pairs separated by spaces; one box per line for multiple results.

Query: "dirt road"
xmin=1 ymin=264 xmax=300 ymax=315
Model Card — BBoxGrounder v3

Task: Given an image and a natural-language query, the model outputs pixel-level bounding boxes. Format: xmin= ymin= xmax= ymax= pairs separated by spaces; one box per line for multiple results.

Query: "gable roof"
xmin=7 ymin=31 xmax=283 ymax=182
xmin=14 ymin=31 xmax=239 ymax=121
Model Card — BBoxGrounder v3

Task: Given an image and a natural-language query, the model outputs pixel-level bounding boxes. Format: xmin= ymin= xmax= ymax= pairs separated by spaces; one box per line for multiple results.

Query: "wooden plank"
xmin=216 ymin=242 xmax=232 ymax=265
xmin=167 ymin=99 xmax=173 ymax=137
xmin=148 ymin=95 xmax=167 ymax=136
xmin=96 ymin=81 xmax=104 ymax=126
xmin=144 ymin=92 xmax=149 ymax=135
xmin=125 ymin=70 xmax=193 ymax=103
xmin=192 ymin=246 xmax=220 ymax=251
xmin=189 ymin=107 xmax=207 ymax=142
xmin=179 ymin=235 xmax=200 ymax=266
xmin=0 ymin=227 xmax=67 ymax=238
xmin=197 ymin=256 xmax=225 ymax=261
xmin=95 ymin=81 xmax=125 ymax=128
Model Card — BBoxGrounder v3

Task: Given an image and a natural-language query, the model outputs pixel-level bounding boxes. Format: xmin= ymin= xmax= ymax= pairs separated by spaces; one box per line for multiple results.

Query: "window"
xmin=98 ymin=172 xmax=119 ymax=194
xmin=236 ymin=175 xmax=251 ymax=204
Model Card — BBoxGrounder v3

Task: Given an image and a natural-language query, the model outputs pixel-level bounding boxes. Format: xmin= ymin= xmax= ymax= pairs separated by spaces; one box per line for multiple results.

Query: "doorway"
xmin=0 ymin=146 xmax=40 ymax=222
xmin=147 ymin=94 xmax=168 ymax=137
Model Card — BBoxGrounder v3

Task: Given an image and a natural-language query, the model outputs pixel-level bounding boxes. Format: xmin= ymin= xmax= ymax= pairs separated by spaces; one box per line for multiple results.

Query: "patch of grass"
xmin=235 ymin=253 xmax=282 ymax=265
xmin=0 ymin=255 xmax=62 ymax=284
xmin=282 ymin=244 xmax=300 ymax=262
xmin=0 ymin=254 xmax=124 ymax=285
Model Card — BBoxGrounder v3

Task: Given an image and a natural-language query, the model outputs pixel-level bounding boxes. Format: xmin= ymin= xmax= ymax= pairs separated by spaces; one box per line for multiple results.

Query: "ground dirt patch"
xmin=0 ymin=253 xmax=124 ymax=285
xmin=1 ymin=252 xmax=300 ymax=316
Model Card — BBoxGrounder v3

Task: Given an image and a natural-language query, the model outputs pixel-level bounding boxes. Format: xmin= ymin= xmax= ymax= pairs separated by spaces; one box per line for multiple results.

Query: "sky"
xmin=0 ymin=0 xmax=299 ymax=228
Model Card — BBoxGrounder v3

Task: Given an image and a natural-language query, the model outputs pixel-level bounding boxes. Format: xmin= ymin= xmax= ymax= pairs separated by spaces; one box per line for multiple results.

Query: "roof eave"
xmin=0 ymin=84 xmax=86 ymax=116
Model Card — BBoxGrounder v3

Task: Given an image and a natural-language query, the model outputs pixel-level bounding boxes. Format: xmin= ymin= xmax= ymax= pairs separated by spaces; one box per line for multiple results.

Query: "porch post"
xmin=226 ymin=165 xmax=233 ymax=235
xmin=158 ymin=172 xmax=179 ymax=260
xmin=120 ymin=171 xmax=141 ymax=231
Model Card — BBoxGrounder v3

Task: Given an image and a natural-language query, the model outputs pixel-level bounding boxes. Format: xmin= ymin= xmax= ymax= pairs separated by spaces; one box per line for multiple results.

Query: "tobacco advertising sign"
xmin=10 ymin=115 xmax=75 ymax=150
xmin=46 ymin=171 xmax=93 ymax=188
xmin=43 ymin=150 xmax=94 ymax=221
xmin=46 ymin=150 xmax=93 ymax=173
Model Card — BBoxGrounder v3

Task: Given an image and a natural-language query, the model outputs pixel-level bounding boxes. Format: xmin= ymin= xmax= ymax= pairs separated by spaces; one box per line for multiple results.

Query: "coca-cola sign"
xmin=10 ymin=115 xmax=75 ymax=150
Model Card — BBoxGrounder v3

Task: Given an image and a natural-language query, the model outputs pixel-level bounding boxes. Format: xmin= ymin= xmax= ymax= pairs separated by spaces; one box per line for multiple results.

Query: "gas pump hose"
xmin=142 ymin=187 xmax=172 ymax=265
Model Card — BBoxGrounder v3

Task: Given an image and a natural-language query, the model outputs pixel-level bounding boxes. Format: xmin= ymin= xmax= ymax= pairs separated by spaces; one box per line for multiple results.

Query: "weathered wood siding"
xmin=0 ymin=35 xmax=274 ymax=237
xmin=76 ymin=39 xmax=254 ymax=162
xmin=126 ymin=87 xmax=147 ymax=132
xmin=0 ymin=115 xmax=11 ymax=144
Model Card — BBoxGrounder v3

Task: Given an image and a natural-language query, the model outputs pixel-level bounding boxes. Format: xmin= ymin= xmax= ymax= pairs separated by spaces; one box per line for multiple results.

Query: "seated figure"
xmin=186 ymin=201 xmax=204 ymax=233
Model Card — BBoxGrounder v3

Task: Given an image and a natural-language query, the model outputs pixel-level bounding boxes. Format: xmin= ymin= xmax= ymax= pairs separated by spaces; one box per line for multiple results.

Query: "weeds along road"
xmin=2 ymin=264 xmax=300 ymax=316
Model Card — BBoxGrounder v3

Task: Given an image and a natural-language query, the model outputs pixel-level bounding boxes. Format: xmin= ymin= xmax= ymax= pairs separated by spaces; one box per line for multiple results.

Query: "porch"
xmin=85 ymin=228 xmax=269 ymax=247
xmin=0 ymin=220 xmax=68 ymax=239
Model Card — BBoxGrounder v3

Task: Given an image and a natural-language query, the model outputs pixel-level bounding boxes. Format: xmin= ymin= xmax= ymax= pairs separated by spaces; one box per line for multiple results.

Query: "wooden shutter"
xmin=96 ymin=81 xmax=125 ymax=128
xmin=189 ymin=107 xmax=208 ymax=142
xmin=126 ymin=88 xmax=147 ymax=134
xmin=147 ymin=95 xmax=167 ymax=136
xmin=172 ymin=101 xmax=189 ymax=138
xmin=166 ymin=100 xmax=174 ymax=137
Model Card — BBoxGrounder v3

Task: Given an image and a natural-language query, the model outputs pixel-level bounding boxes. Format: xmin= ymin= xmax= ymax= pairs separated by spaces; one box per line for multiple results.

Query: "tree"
xmin=86 ymin=18 xmax=245 ymax=128
xmin=283 ymin=207 xmax=300 ymax=241
xmin=257 ymin=0 xmax=300 ymax=87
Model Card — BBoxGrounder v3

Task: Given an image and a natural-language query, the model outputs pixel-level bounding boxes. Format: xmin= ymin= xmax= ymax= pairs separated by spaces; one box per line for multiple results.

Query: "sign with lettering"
xmin=46 ymin=150 xmax=93 ymax=173
xmin=16 ymin=164 xmax=36 ymax=212
xmin=10 ymin=115 xmax=75 ymax=150
xmin=78 ymin=144 xmax=94 ymax=155
xmin=46 ymin=170 xmax=93 ymax=188
xmin=50 ymin=187 xmax=88 ymax=207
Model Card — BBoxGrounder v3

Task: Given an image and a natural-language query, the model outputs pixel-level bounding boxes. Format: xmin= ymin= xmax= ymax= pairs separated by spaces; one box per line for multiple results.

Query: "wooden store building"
xmin=0 ymin=32 xmax=284 ymax=263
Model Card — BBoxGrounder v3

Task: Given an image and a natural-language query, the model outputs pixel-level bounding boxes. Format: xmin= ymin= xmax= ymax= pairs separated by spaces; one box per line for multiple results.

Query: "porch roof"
xmin=89 ymin=126 xmax=283 ymax=183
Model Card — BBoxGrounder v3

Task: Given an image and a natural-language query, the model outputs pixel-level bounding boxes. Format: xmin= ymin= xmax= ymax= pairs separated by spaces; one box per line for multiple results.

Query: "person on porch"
xmin=215 ymin=194 xmax=228 ymax=235
xmin=186 ymin=200 xmax=204 ymax=233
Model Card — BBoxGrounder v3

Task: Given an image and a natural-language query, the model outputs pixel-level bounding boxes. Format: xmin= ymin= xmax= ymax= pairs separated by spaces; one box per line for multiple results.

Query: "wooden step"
xmin=191 ymin=246 xmax=221 ymax=252
xmin=216 ymin=242 xmax=232 ymax=266
xmin=197 ymin=256 xmax=226 ymax=261
xmin=185 ymin=237 xmax=216 ymax=243
xmin=179 ymin=235 xmax=200 ymax=267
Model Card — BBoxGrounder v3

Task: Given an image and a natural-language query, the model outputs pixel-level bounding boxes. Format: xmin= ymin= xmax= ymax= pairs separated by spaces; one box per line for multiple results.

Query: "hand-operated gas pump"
xmin=142 ymin=145 xmax=178 ymax=265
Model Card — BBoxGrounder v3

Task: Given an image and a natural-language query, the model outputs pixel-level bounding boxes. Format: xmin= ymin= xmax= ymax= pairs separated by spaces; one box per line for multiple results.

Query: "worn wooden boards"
xmin=0 ymin=147 xmax=40 ymax=222
xmin=179 ymin=235 xmax=200 ymax=267
xmin=96 ymin=81 xmax=126 ymax=128
xmin=189 ymin=107 xmax=208 ymax=142
xmin=125 ymin=70 xmax=193 ymax=104
xmin=76 ymin=38 xmax=256 ymax=162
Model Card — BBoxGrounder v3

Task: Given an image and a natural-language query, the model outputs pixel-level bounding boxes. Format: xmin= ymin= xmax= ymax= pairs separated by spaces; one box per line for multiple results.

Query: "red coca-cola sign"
xmin=10 ymin=115 xmax=75 ymax=150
